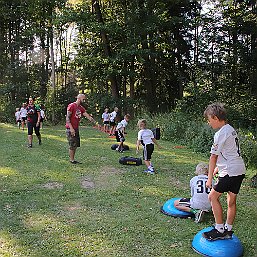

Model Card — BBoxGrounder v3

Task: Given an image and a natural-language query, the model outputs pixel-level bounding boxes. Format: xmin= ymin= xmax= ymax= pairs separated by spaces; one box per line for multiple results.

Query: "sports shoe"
xmin=194 ymin=210 xmax=205 ymax=223
xmin=39 ymin=139 xmax=42 ymax=145
xmin=224 ymin=229 xmax=234 ymax=239
xmin=70 ymin=160 xmax=82 ymax=164
xmin=202 ymin=228 xmax=231 ymax=241
xmin=28 ymin=144 xmax=32 ymax=148
xmin=143 ymin=169 xmax=155 ymax=174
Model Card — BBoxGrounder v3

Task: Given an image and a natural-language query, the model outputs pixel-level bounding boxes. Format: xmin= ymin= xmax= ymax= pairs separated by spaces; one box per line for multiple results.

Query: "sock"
xmin=215 ymin=224 xmax=224 ymax=233
xmin=225 ymin=223 xmax=233 ymax=231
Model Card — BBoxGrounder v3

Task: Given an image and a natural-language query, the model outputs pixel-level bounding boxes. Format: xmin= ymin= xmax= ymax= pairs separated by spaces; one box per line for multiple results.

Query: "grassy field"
xmin=0 ymin=123 xmax=256 ymax=257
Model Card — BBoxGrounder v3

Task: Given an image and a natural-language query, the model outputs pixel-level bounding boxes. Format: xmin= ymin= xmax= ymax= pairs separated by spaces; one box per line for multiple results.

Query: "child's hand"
xmin=213 ymin=167 xmax=219 ymax=176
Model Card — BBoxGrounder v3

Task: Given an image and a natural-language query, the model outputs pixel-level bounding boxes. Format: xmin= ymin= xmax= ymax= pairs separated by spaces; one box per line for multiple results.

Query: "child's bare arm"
xmin=136 ymin=140 xmax=141 ymax=153
xmin=152 ymin=138 xmax=162 ymax=149
xmin=207 ymin=154 xmax=218 ymax=188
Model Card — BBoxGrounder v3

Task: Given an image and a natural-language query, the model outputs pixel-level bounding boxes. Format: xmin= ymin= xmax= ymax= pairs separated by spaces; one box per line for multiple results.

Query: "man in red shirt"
xmin=66 ymin=94 xmax=96 ymax=164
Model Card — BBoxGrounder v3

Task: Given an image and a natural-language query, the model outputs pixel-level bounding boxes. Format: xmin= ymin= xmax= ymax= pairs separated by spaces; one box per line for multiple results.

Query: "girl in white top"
xmin=136 ymin=119 xmax=161 ymax=174
xmin=15 ymin=108 xmax=21 ymax=129
xmin=101 ymin=108 xmax=110 ymax=133
xmin=20 ymin=103 xmax=28 ymax=130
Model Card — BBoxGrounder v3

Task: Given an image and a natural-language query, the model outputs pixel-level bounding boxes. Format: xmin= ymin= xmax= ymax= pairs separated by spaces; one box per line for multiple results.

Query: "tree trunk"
xmin=92 ymin=0 xmax=119 ymax=98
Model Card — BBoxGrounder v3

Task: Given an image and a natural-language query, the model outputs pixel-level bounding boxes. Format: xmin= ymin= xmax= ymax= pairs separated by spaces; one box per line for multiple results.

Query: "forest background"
xmin=0 ymin=0 xmax=256 ymax=171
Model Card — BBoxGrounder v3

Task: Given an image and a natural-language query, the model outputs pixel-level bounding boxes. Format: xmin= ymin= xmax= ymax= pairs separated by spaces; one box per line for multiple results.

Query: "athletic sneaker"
xmin=202 ymin=228 xmax=231 ymax=241
xmin=194 ymin=210 xmax=205 ymax=223
xmin=70 ymin=160 xmax=82 ymax=164
xmin=143 ymin=168 xmax=155 ymax=174
xmin=39 ymin=140 xmax=42 ymax=145
xmin=116 ymin=147 xmax=124 ymax=153
xmin=225 ymin=230 xmax=234 ymax=239
xmin=28 ymin=144 xmax=32 ymax=148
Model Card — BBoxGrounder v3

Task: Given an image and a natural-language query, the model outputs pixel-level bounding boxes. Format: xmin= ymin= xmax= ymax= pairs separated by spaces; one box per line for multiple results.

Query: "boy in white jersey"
xmin=109 ymin=107 xmax=118 ymax=136
xmin=115 ymin=114 xmax=130 ymax=152
xmin=136 ymin=119 xmax=161 ymax=174
xmin=203 ymin=102 xmax=245 ymax=240
xmin=101 ymin=108 xmax=110 ymax=133
xmin=174 ymin=163 xmax=212 ymax=223
xmin=15 ymin=108 xmax=21 ymax=129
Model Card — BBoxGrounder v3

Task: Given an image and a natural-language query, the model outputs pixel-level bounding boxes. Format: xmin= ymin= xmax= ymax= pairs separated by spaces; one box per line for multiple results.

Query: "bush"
xmin=240 ymin=132 xmax=257 ymax=169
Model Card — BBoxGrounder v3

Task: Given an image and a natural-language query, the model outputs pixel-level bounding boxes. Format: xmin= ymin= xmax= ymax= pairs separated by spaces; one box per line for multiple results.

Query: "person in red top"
xmin=66 ymin=94 xmax=96 ymax=164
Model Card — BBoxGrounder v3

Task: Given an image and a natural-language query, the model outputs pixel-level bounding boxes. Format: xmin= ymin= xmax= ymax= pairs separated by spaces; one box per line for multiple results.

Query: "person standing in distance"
xmin=27 ymin=97 xmax=41 ymax=148
xmin=66 ymin=94 xmax=96 ymax=164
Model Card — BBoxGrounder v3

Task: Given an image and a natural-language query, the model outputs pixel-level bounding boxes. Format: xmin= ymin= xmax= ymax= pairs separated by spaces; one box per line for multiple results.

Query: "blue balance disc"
xmin=192 ymin=227 xmax=243 ymax=257
xmin=160 ymin=197 xmax=194 ymax=218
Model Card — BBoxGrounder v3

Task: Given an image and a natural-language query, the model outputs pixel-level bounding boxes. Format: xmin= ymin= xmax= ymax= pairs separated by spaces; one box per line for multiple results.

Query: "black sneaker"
xmin=202 ymin=228 xmax=230 ymax=241
xmin=28 ymin=144 xmax=32 ymax=148
xmin=194 ymin=210 xmax=205 ymax=223
xmin=70 ymin=160 xmax=82 ymax=164
xmin=225 ymin=230 xmax=234 ymax=239
xmin=39 ymin=140 xmax=42 ymax=145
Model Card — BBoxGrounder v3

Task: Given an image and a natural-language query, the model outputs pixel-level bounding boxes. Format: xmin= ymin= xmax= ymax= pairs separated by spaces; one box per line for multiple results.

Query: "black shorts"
xmin=178 ymin=198 xmax=191 ymax=208
xmin=27 ymin=122 xmax=40 ymax=136
xmin=40 ymin=118 xmax=44 ymax=122
xmin=143 ymin=143 xmax=154 ymax=161
xmin=115 ymin=130 xmax=125 ymax=142
xmin=110 ymin=121 xmax=116 ymax=127
xmin=214 ymin=174 xmax=245 ymax=194
xmin=21 ymin=117 xmax=27 ymax=122
xmin=66 ymin=129 xmax=80 ymax=150
xmin=103 ymin=121 xmax=109 ymax=125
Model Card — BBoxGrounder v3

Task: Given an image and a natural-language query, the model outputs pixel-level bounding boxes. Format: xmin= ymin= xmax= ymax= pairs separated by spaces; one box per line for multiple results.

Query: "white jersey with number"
xmin=138 ymin=129 xmax=154 ymax=145
xmin=210 ymin=124 xmax=245 ymax=177
xmin=190 ymin=175 xmax=212 ymax=210
xmin=110 ymin=111 xmax=117 ymax=122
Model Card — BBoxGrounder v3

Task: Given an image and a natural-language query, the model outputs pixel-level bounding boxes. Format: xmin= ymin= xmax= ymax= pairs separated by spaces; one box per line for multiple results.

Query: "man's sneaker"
xmin=143 ymin=168 xmax=155 ymax=174
xmin=70 ymin=160 xmax=82 ymax=164
xmin=28 ymin=144 xmax=32 ymax=148
xmin=39 ymin=140 xmax=42 ymax=145
xmin=202 ymin=228 xmax=231 ymax=241
xmin=194 ymin=210 xmax=205 ymax=223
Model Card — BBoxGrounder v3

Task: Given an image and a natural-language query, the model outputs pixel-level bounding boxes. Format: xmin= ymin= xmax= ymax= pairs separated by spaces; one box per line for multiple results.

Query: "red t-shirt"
xmin=65 ymin=102 xmax=86 ymax=129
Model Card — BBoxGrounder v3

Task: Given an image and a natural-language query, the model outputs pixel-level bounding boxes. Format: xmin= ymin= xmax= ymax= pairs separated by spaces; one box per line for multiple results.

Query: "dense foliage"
xmin=0 ymin=0 xmax=256 ymax=163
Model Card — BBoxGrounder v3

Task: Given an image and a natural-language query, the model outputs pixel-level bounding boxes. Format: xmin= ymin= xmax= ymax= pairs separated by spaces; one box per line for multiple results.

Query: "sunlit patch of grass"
xmin=0 ymin=167 xmax=18 ymax=176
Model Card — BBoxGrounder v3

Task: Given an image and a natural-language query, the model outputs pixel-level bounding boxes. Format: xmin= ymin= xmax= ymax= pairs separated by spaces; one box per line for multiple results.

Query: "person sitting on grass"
xmin=136 ymin=119 xmax=161 ymax=174
xmin=174 ymin=162 xmax=212 ymax=223
xmin=202 ymin=102 xmax=246 ymax=241
xmin=115 ymin=114 xmax=130 ymax=153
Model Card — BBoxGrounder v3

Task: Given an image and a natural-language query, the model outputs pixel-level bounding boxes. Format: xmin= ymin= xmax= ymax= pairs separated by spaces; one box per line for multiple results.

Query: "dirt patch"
xmin=101 ymin=166 xmax=123 ymax=175
xmin=81 ymin=177 xmax=95 ymax=189
xmin=41 ymin=182 xmax=63 ymax=189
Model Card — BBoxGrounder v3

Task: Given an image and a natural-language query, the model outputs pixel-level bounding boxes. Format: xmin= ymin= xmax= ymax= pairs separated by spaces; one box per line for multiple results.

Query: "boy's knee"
xmin=174 ymin=200 xmax=179 ymax=207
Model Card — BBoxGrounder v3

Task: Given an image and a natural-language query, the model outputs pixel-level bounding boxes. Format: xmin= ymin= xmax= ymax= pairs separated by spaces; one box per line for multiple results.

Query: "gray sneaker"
xmin=194 ymin=210 xmax=205 ymax=223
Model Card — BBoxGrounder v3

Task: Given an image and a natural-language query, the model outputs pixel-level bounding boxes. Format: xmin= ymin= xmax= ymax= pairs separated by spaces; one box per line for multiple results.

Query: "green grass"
xmin=0 ymin=123 xmax=256 ymax=257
